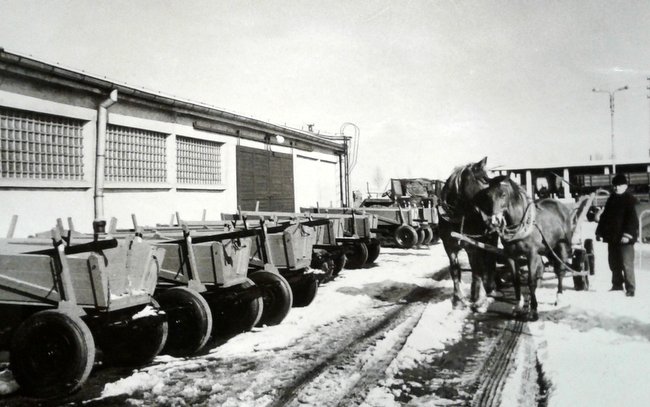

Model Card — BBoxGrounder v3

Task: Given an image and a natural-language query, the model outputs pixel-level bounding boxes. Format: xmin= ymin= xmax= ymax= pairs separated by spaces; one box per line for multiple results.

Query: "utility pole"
xmin=593 ymin=85 xmax=628 ymax=173
xmin=647 ymin=77 xmax=650 ymax=158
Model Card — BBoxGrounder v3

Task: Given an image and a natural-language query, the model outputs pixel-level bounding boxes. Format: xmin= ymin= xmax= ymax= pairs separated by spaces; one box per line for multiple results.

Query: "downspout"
xmin=94 ymin=90 xmax=118 ymax=228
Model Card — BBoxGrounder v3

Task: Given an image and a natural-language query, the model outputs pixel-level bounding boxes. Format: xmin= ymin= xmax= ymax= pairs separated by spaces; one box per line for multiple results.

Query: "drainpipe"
xmin=94 ymin=90 xmax=118 ymax=230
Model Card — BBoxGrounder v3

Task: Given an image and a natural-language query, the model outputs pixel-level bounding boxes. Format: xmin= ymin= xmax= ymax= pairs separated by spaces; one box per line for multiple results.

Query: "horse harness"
xmin=495 ymin=200 xmax=537 ymax=243
xmin=492 ymin=197 xmax=582 ymax=274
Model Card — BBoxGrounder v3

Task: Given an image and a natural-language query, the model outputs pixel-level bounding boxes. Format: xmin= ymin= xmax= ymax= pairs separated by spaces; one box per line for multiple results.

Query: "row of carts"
xmin=0 ymin=208 xmax=388 ymax=399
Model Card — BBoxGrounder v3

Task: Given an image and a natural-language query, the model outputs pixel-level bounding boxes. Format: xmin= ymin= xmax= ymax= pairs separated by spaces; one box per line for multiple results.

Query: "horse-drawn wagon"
xmin=0 ymin=226 xmax=167 ymax=398
xmin=438 ymin=157 xmax=596 ymax=320
xmin=453 ymin=179 xmax=595 ymax=319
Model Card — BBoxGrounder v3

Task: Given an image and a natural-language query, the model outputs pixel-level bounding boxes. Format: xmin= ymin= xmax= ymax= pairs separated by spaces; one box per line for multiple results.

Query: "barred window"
xmin=1 ymin=107 xmax=84 ymax=180
xmin=105 ymin=125 xmax=166 ymax=182
xmin=177 ymin=136 xmax=222 ymax=184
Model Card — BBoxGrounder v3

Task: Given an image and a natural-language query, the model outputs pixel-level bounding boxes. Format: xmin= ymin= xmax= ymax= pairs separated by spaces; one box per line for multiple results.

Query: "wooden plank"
xmin=0 ymin=255 xmax=61 ymax=303
xmin=6 ymin=215 xmax=18 ymax=238
xmin=450 ymin=231 xmax=504 ymax=256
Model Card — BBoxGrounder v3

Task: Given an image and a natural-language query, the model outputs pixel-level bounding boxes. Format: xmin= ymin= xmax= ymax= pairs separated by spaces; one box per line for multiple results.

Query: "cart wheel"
xmin=10 ymin=310 xmax=95 ymax=399
xmin=366 ymin=239 xmax=381 ymax=264
xmin=584 ymin=239 xmax=595 ymax=275
xmin=210 ymin=278 xmax=264 ymax=336
xmin=572 ymin=250 xmax=590 ymax=291
xmin=416 ymin=228 xmax=426 ymax=246
xmin=98 ymin=301 xmax=168 ymax=367
xmin=332 ymin=253 xmax=347 ymax=276
xmin=290 ymin=273 xmax=319 ymax=307
xmin=394 ymin=225 xmax=418 ymax=249
xmin=420 ymin=227 xmax=432 ymax=245
xmin=249 ymin=270 xmax=293 ymax=326
xmin=310 ymin=252 xmax=334 ymax=282
xmin=345 ymin=242 xmax=368 ymax=269
xmin=155 ymin=287 xmax=212 ymax=357
xmin=429 ymin=226 xmax=440 ymax=245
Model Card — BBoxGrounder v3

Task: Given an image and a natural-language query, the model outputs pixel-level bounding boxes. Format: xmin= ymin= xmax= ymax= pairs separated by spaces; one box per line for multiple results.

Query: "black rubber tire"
xmin=249 ymin=270 xmax=293 ymax=326
xmin=421 ymin=227 xmax=433 ymax=245
xmin=345 ymin=242 xmax=368 ymax=269
xmin=366 ymin=240 xmax=381 ymax=264
xmin=394 ymin=225 xmax=418 ymax=249
xmin=290 ymin=273 xmax=319 ymax=307
xmin=429 ymin=226 xmax=440 ymax=245
xmin=584 ymin=239 xmax=595 ymax=275
xmin=209 ymin=278 xmax=264 ymax=336
xmin=332 ymin=253 xmax=347 ymax=276
xmin=572 ymin=251 xmax=590 ymax=291
xmin=97 ymin=301 xmax=168 ymax=367
xmin=416 ymin=228 xmax=426 ymax=246
xmin=310 ymin=252 xmax=334 ymax=282
xmin=10 ymin=310 xmax=95 ymax=399
xmin=155 ymin=287 xmax=212 ymax=357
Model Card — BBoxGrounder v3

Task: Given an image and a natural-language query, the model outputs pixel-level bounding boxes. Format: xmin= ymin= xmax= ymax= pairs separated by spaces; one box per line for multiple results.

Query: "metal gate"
xmin=236 ymin=145 xmax=295 ymax=212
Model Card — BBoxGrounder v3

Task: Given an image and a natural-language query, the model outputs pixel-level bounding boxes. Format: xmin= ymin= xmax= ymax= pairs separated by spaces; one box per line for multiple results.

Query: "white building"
xmin=0 ymin=49 xmax=346 ymax=237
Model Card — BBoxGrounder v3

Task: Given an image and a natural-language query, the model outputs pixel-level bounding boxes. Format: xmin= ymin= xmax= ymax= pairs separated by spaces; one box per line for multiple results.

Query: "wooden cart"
xmin=0 ymin=229 xmax=167 ymax=399
xmin=299 ymin=207 xmax=382 ymax=267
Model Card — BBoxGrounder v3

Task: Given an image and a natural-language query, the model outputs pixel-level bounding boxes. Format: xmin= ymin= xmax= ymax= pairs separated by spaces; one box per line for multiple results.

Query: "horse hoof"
xmin=452 ymin=297 xmax=468 ymax=310
xmin=474 ymin=303 xmax=489 ymax=314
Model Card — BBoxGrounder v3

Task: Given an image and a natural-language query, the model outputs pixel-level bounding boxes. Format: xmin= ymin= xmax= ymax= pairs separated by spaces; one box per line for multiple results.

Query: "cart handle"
xmin=164 ymin=228 xmax=259 ymax=245
xmin=25 ymin=238 xmax=119 ymax=255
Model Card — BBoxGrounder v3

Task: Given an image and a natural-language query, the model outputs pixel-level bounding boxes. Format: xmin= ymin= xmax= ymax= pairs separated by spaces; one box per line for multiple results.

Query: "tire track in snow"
xmin=471 ymin=318 xmax=525 ymax=406
xmin=270 ymin=287 xmax=451 ymax=407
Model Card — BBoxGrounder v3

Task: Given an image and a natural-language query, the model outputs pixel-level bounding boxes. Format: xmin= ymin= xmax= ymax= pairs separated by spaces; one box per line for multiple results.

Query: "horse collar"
xmin=499 ymin=201 xmax=537 ymax=242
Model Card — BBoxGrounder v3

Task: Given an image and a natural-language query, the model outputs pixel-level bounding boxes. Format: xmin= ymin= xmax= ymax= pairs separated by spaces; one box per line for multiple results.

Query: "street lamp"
xmin=592 ymin=85 xmax=628 ymax=173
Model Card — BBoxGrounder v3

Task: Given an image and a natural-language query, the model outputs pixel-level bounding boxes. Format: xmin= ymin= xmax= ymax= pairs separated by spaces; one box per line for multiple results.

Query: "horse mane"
xmin=490 ymin=175 xmax=526 ymax=203
xmin=442 ymin=164 xmax=468 ymax=200
xmin=440 ymin=158 xmax=491 ymax=220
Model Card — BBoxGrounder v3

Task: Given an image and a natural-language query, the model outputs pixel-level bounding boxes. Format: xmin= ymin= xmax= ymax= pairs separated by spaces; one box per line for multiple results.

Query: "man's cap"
xmin=612 ymin=173 xmax=628 ymax=186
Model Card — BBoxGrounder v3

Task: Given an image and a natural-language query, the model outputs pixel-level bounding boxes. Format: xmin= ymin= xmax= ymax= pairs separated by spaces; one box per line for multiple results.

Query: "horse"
xmin=474 ymin=175 xmax=575 ymax=320
xmin=437 ymin=157 xmax=499 ymax=311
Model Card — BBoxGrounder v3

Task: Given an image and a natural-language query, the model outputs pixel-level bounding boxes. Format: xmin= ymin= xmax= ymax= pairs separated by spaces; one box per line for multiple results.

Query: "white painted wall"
xmin=294 ymin=152 xmax=340 ymax=210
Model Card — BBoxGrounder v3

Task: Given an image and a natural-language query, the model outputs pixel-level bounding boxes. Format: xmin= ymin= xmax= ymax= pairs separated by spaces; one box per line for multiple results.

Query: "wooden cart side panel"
xmin=0 ymin=255 xmax=61 ymax=303
xmin=0 ymin=254 xmax=110 ymax=307
xmin=282 ymin=225 xmax=314 ymax=270
xmin=267 ymin=233 xmax=292 ymax=268
xmin=208 ymin=238 xmax=251 ymax=287
xmin=157 ymin=244 xmax=189 ymax=284
xmin=84 ymin=254 xmax=109 ymax=308
xmin=315 ymin=220 xmax=338 ymax=245
xmin=101 ymin=239 xmax=162 ymax=297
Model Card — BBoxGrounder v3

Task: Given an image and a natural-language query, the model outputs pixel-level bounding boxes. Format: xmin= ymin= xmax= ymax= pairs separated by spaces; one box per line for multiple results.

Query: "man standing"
xmin=595 ymin=173 xmax=639 ymax=297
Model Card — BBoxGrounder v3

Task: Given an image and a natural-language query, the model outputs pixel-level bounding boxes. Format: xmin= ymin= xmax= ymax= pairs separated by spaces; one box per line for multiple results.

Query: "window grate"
xmin=0 ymin=107 xmax=85 ymax=180
xmin=177 ymin=136 xmax=222 ymax=184
xmin=105 ymin=125 xmax=167 ymax=182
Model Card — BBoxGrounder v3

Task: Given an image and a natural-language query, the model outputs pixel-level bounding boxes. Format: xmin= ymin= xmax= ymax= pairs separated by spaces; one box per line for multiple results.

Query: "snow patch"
xmin=101 ymin=371 xmax=165 ymax=398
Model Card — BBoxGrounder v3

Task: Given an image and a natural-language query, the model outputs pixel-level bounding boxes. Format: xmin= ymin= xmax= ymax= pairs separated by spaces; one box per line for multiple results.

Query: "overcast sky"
xmin=2 ymin=0 xmax=650 ymax=192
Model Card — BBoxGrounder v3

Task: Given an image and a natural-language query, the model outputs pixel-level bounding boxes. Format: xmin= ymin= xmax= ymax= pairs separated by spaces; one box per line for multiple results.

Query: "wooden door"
xmin=236 ymin=145 xmax=295 ymax=212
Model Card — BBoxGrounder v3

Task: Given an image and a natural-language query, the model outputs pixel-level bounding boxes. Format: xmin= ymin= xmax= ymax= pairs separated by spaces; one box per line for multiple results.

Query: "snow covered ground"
xmin=1 ymin=222 xmax=650 ymax=406
xmin=523 ymin=224 xmax=650 ymax=407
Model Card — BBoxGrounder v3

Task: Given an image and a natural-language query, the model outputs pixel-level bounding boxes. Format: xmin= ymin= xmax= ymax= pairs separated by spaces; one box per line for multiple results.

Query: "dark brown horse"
xmin=475 ymin=175 xmax=575 ymax=320
xmin=438 ymin=157 xmax=498 ymax=311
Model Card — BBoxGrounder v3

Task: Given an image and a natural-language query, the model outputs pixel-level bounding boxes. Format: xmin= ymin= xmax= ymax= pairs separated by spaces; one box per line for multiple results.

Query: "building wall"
xmin=294 ymin=152 xmax=340 ymax=209
xmin=1 ymin=76 xmax=342 ymax=236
